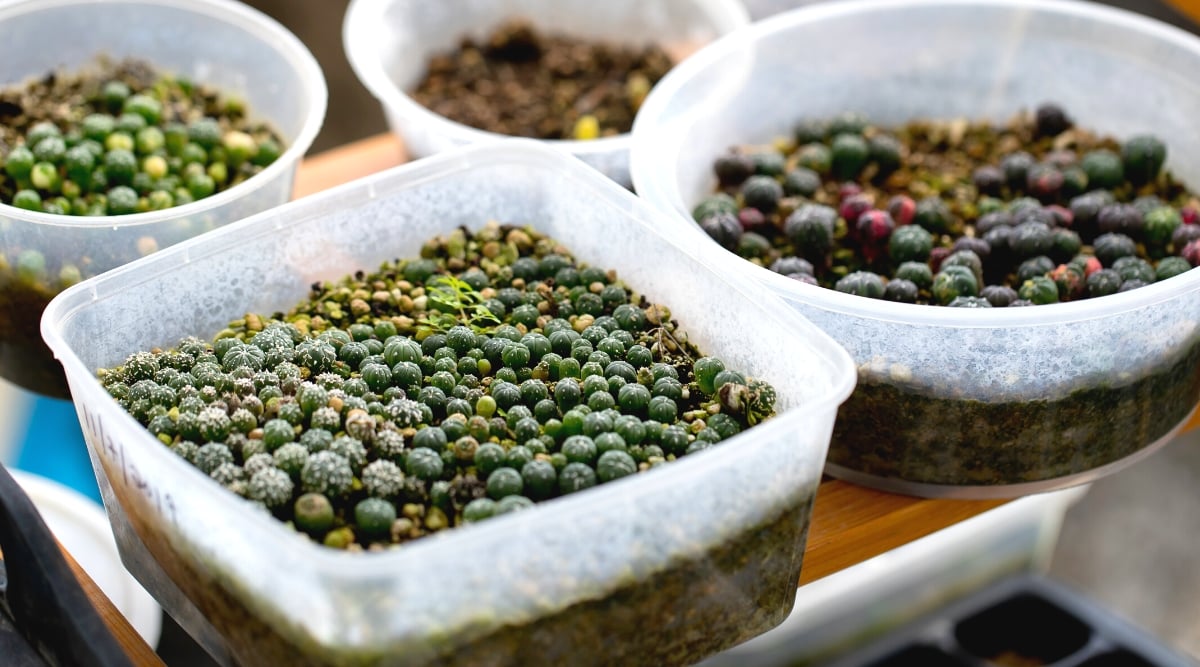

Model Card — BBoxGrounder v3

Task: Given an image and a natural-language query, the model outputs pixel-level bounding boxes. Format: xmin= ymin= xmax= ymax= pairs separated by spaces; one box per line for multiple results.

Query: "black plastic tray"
xmin=819 ymin=573 xmax=1197 ymax=667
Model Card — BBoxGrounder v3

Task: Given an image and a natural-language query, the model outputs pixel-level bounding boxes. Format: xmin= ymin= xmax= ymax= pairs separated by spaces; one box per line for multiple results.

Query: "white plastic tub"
xmin=42 ymin=140 xmax=856 ymax=666
xmin=342 ymin=0 xmax=748 ymax=188
xmin=630 ymin=0 xmax=1200 ymax=498
xmin=0 ymin=0 xmax=327 ymax=398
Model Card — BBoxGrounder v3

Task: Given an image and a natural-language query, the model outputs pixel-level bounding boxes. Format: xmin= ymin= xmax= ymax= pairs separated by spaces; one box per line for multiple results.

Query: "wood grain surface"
xmin=1166 ymin=0 xmax=1200 ymax=26
xmin=62 ymin=547 xmax=165 ymax=666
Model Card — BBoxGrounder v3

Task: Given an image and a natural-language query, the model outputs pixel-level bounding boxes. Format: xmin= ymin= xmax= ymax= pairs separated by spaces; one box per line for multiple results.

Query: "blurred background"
xmin=1 ymin=0 xmax=1197 ymax=665
xmin=246 ymin=0 xmax=384 ymax=154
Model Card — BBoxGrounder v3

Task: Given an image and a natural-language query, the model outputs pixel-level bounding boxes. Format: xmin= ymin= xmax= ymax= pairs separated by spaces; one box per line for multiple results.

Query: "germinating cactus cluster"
xmin=0 ymin=57 xmax=284 ymax=217
xmin=693 ymin=104 xmax=1200 ymax=306
xmin=99 ymin=222 xmax=777 ymax=551
xmin=0 ymin=57 xmax=290 ymax=399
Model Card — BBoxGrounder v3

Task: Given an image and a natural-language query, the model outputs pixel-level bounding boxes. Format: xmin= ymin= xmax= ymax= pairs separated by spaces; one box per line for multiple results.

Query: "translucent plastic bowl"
xmin=42 ymin=141 xmax=856 ymax=666
xmin=630 ymin=0 xmax=1200 ymax=498
xmin=342 ymin=0 xmax=749 ymax=188
xmin=0 ymin=0 xmax=327 ymax=398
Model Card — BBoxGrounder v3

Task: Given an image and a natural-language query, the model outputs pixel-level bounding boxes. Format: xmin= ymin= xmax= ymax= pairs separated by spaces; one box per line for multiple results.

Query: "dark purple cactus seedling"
xmin=952 ymin=235 xmax=991 ymax=260
xmin=1184 ymin=239 xmax=1200 ymax=267
xmin=737 ymin=207 xmax=767 ymax=232
xmin=972 ymin=165 xmax=1005 ymax=196
xmin=1173 ymin=222 xmax=1200 ymax=249
xmin=839 ymin=192 xmax=874 ymax=235
xmin=1097 ymin=203 xmax=1144 ymax=236
xmin=856 ymin=210 xmax=895 ymax=263
xmin=887 ymin=194 xmax=916 ymax=226
xmin=698 ymin=212 xmax=743 ymax=251
xmin=1026 ymin=163 xmax=1064 ymax=202
xmin=1045 ymin=204 xmax=1073 ymax=228
xmin=929 ymin=246 xmax=952 ymax=274
xmin=1034 ymin=102 xmax=1073 ymax=137
xmin=714 ymin=152 xmax=755 ymax=187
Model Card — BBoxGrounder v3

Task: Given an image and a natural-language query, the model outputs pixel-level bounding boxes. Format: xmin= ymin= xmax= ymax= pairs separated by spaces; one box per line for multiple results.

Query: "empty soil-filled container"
xmin=342 ymin=0 xmax=748 ymax=187
xmin=41 ymin=141 xmax=855 ymax=666
xmin=630 ymin=0 xmax=1200 ymax=498
xmin=0 ymin=0 xmax=326 ymax=398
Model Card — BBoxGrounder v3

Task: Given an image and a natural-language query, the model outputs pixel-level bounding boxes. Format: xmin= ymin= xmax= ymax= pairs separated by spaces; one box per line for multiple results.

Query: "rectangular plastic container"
xmin=630 ymin=0 xmax=1200 ymax=497
xmin=41 ymin=140 xmax=856 ymax=666
xmin=0 ymin=0 xmax=326 ymax=398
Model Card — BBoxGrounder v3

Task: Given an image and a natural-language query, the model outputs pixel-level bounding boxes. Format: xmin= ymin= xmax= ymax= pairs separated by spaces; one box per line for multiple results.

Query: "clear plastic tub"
xmin=0 ymin=0 xmax=327 ymax=398
xmin=629 ymin=0 xmax=1200 ymax=498
xmin=341 ymin=0 xmax=749 ymax=188
xmin=41 ymin=141 xmax=856 ymax=666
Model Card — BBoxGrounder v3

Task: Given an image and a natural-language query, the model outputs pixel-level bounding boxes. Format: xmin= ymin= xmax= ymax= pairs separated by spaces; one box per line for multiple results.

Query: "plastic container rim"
xmin=342 ymin=0 xmax=751 ymax=158
xmin=0 ymin=0 xmax=328 ymax=230
xmin=630 ymin=0 xmax=1200 ymax=329
xmin=41 ymin=138 xmax=857 ymax=575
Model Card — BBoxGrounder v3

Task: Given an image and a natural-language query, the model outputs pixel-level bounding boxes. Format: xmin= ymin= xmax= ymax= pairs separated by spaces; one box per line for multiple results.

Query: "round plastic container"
xmin=0 ymin=0 xmax=327 ymax=398
xmin=630 ymin=0 xmax=1200 ymax=498
xmin=342 ymin=0 xmax=749 ymax=188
